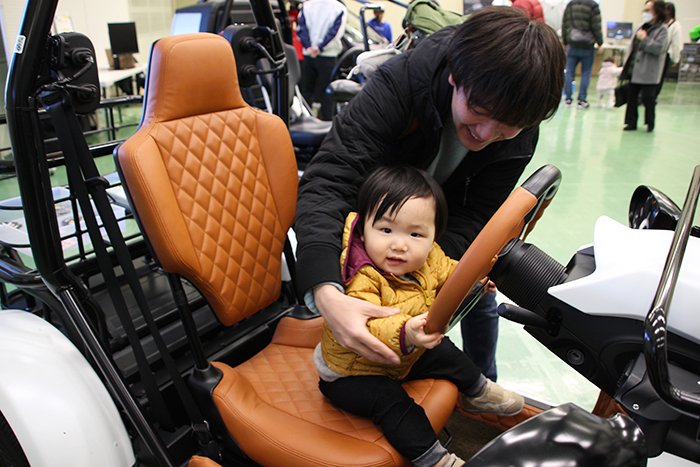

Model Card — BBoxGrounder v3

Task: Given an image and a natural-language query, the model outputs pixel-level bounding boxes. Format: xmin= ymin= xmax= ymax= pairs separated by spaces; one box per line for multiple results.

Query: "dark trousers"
xmin=318 ymin=338 xmax=482 ymax=460
xmin=301 ymin=55 xmax=336 ymax=121
xmin=625 ymin=83 xmax=657 ymax=128
xmin=656 ymin=53 xmax=671 ymax=97
xmin=460 ymin=290 xmax=499 ymax=381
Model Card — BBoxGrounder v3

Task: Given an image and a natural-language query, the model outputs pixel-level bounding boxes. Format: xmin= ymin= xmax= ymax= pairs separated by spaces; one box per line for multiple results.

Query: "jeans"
xmin=564 ymin=47 xmax=596 ymax=102
xmin=318 ymin=338 xmax=483 ymax=462
xmin=460 ymin=290 xmax=499 ymax=381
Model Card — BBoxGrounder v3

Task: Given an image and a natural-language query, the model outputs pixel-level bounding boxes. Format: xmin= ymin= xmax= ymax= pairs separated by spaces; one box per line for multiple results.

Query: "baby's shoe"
xmin=461 ymin=379 xmax=524 ymax=416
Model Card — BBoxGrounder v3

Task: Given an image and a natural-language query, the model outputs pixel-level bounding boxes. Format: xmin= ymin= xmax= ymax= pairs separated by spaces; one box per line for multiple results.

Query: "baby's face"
xmin=362 ymin=196 xmax=436 ymax=276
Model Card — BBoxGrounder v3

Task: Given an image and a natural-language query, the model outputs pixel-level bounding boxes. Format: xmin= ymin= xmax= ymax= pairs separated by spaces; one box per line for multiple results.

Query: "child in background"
xmin=597 ymin=56 xmax=623 ymax=108
xmin=314 ymin=166 xmax=524 ymax=467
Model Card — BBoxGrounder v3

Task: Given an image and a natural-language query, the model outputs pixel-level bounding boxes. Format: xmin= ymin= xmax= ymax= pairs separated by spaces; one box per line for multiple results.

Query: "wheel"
xmin=425 ymin=165 xmax=562 ymax=334
xmin=0 ymin=410 xmax=30 ymax=467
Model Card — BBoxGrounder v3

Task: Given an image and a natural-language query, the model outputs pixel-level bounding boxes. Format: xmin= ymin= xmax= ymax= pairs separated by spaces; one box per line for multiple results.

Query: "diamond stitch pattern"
xmin=234 ymin=344 xmax=443 ymax=443
xmin=156 ymin=109 xmax=285 ymax=325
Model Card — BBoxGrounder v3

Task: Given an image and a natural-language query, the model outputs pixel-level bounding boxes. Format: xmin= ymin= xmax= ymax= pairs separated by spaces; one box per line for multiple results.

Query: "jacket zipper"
xmin=463 ymin=176 xmax=471 ymax=206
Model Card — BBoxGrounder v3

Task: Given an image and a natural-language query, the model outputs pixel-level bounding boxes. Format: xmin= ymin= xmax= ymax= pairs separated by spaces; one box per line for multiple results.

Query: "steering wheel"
xmin=425 ymin=165 xmax=562 ymax=334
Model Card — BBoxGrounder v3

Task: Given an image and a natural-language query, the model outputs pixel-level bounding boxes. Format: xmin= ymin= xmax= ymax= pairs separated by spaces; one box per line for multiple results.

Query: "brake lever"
xmin=446 ymin=280 xmax=487 ymax=332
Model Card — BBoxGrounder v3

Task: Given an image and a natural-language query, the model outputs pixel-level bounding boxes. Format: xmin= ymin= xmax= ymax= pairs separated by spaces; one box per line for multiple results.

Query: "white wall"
xmin=2 ymin=0 xmax=700 ymax=72
xmin=1 ymin=0 xmax=149 ymax=70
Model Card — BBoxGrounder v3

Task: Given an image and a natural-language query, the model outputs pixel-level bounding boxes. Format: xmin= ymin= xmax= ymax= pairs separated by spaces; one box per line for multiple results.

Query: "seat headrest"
xmin=142 ymin=33 xmax=247 ymax=125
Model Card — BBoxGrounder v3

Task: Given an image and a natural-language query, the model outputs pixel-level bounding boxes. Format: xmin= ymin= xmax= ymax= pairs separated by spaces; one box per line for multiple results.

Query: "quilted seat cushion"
xmin=211 ymin=318 xmax=458 ymax=467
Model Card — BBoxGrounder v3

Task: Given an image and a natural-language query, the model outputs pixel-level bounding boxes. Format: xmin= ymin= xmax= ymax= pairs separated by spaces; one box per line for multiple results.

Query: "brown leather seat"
xmin=116 ymin=33 xmax=458 ymax=467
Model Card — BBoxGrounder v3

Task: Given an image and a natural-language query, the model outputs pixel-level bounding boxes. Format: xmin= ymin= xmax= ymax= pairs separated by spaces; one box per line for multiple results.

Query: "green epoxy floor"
xmin=447 ymin=80 xmax=700 ymax=409
xmin=0 ymin=78 xmax=698 ymax=410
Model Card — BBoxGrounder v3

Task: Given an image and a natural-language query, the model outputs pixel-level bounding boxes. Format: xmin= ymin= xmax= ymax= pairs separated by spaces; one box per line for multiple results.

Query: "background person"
xmin=657 ymin=2 xmax=682 ymax=95
xmin=622 ymin=0 xmax=669 ymax=132
xmin=561 ymin=0 xmax=604 ymax=109
xmin=511 ymin=0 xmax=545 ymax=22
xmin=596 ymin=56 xmax=623 ymax=108
xmin=294 ymin=7 xmax=565 ymax=382
xmin=297 ymin=0 xmax=347 ymax=120
xmin=368 ymin=5 xmax=393 ymax=42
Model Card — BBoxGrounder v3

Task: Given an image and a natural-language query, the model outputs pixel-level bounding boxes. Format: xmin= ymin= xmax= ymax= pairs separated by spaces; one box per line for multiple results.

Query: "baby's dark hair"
xmin=356 ymin=166 xmax=448 ymax=239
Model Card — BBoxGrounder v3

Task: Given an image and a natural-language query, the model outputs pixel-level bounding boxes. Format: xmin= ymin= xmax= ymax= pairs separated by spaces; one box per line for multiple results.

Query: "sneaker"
xmin=433 ymin=453 xmax=466 ymax=467
xmin=577 ymin=100 xmax=590 ymax=109
xmin=564 ymin=98 xmax=572 ymax=108
xmin=461 ymin=379 xmax=524 ymax=416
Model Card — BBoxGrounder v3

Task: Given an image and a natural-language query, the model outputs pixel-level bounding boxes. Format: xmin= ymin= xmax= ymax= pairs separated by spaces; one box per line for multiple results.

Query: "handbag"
xmin=570 ymin=28 xmax=597 ymax=48
xmin=614 ymin=81 xmax=628 ymax=108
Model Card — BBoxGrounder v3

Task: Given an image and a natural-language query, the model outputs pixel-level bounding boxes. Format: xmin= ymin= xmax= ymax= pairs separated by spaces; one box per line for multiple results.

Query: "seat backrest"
xmin=116 ymin=33 xmax=298 ymax=327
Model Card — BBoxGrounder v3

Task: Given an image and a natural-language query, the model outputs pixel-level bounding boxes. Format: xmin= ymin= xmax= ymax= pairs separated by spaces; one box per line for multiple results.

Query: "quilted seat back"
xmin=116 ymin=33 xmax=298 ymax=326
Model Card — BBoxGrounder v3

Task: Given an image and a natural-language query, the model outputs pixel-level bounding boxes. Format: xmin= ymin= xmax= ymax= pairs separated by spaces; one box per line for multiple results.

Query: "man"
xmin=368 ymin=6 xmax=393 ymax=42
xmin=295 ymin=7 xmax=564 ymax=381
xmin=297 ymin=0 xmax=347 ymax=121
xmin=561 ymin=0 xmax=604 ymax=109
xmin=511 ymin=0 xmax=545 ymax=22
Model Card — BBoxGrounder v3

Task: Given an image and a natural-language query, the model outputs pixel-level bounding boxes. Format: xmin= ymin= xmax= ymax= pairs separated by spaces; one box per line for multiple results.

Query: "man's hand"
xmin=305 ymin=45 xmax=321 ymax=58
xmin=314 ymin=284 xmax=401 ymax=365
xmin=405 ymin=313 xmax=443 ymax=350
xmin=636 ymin=29 xmax=648 ymax=41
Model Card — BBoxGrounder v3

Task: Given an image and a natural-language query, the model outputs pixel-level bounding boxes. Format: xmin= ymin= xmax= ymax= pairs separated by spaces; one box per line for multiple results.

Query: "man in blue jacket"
xmin=297 ymin=0 xmax=347 ymax=120
xmin=295 ymin=8 xmax=565 ymax=386
xmin=368 ymin=6 xmax=392 ymax=42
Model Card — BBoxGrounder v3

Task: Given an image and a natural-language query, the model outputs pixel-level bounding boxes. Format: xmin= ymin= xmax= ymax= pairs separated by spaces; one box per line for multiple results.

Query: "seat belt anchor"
xmin=192 ymin=421 xmax=221 ymax=462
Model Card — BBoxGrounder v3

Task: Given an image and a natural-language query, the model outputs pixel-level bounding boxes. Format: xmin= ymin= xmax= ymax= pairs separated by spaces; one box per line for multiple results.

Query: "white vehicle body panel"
xmin=549 ymin=216 xmax=700 ymax=345
xmin=0 ymin=309 xmax=135 ymax=466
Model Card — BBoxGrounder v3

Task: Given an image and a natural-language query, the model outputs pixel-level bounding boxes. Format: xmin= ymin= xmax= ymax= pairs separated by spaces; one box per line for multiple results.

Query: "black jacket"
xmin=295 ymin=25 xmax=539 ymax=295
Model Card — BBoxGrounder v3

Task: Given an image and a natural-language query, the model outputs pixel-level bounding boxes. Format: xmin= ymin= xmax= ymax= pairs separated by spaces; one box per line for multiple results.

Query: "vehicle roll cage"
xmin=5 ymin=0 xmax=291 ymax=465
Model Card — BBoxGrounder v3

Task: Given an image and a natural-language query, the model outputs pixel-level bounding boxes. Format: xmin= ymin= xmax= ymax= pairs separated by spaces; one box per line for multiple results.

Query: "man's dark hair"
xmin=651 ymin=0 xmax=667 ymax=23
xmin=447 ymin=6 xmax=565 ymax=129
xmin=356 ymin=166 xmax=448 ymax=240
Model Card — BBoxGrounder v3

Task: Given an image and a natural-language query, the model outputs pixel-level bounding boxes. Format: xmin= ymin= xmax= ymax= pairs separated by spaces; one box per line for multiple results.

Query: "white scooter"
xmin=471 ymin=166 xmax=700 ymax=466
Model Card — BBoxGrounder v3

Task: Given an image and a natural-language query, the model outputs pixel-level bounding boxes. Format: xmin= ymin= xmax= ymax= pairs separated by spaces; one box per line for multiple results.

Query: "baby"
xmin=596 ymin=57 xmax=623 ymax=108
xmin=314 ymin=166 xmax=524 ymax=467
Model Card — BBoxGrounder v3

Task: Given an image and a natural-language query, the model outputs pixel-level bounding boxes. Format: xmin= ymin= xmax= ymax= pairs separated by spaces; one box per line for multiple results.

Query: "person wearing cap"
xmin=368 ymin=6 xmax=393 ymax=42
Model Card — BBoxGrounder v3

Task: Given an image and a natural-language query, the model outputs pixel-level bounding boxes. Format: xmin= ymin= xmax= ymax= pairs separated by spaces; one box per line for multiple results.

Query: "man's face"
xmin=449 ymin=74 xmax=523 ymax=152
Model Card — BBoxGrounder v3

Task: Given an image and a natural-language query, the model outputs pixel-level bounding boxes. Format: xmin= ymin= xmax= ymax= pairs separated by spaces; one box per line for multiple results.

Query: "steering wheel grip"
xmin=425 ymin=165 xmax=562 ymax=334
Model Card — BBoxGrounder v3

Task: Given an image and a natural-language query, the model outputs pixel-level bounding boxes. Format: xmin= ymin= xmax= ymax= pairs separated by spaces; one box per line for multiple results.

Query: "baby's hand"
xmin=405 ymin=313 xmax=443 ymax=350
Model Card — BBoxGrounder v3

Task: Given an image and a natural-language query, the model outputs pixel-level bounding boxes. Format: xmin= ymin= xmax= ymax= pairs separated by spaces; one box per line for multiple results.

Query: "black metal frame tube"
xmin=5 ymin=1 xmax=175 ymax=464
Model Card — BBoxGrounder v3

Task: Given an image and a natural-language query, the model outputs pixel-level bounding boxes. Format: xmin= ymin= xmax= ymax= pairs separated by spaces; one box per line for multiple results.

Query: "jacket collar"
xmin=343 ymin=215 xmax=374 ymax=283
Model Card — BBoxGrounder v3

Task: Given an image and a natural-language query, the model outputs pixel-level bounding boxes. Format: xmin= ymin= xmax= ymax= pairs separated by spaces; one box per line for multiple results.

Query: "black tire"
xmin=0 ymin=410 xmax=30 ymax=467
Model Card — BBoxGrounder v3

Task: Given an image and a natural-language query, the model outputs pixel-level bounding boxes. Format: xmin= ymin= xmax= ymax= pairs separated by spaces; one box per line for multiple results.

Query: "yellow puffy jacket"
xmin=320 ymin=213 xmax=458 ymax=379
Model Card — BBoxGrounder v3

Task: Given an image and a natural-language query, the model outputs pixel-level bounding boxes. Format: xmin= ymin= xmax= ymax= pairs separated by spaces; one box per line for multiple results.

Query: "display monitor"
xmin=108 ymin=22 xmax=139 ymax=55
xmin=606 ymin=21 xmax=634 ymax=40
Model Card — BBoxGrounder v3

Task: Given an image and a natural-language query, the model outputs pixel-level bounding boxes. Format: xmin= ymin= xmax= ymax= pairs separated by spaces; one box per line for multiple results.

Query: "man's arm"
xmin=318 ymin=10 xmax=346 ymax=52
xmin=297 ymin=11 xmax=310 ymax=49
xmin=295 ymin=53 xmax=417 ymax=364
xmin=313 ymin=285 xmax=400 ymax=364
xmin=591 ymin=4 xmax=604 ymax=46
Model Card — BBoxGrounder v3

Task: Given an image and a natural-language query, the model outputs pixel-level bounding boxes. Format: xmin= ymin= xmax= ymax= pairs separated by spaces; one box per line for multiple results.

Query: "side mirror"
xmin=629 ymin=185 xmax=700 ymax=237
